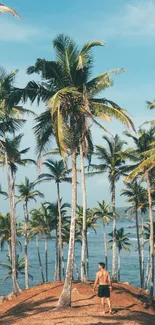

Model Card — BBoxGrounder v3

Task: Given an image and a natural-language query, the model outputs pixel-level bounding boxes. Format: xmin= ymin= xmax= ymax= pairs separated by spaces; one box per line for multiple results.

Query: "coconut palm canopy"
xmin=12 ymin=35 xmax=134 ymax=159
xmin=0 ymin=3 xmax=22 ymax=18
xmin=0 ymin=30 xmax=155 ymax=304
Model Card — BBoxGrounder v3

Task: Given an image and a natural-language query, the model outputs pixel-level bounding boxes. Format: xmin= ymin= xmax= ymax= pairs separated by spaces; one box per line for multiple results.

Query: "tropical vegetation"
xmin=0 ymin=32 xmax=154 ymax=308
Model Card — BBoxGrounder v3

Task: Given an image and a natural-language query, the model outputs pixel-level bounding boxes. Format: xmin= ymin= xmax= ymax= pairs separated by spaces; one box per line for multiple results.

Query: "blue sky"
xmin=0 ymin=0 xmax=155 ymax=213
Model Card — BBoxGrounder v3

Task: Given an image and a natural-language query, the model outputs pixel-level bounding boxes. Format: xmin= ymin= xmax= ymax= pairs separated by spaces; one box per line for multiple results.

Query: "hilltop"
xmin=0 ymin=282 xmax=154 ymax=325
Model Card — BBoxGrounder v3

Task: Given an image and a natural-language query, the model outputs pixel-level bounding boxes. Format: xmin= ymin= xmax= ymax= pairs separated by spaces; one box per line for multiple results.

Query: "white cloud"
xmin=1 ymin=2 xmax=155 ymax=43
xmin=0 ymin=18 xmax=50 ymax=42
xmin=98 ymin=1 xmax=155 ymax=38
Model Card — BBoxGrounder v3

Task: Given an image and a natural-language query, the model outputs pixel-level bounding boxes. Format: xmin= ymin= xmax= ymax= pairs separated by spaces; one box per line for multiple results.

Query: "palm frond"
xmin=86 ymin=72 xmax=112 ymax=97
xmin=33 ymin=109 xmax=54 ymax=156
xmin=91 ymin=100 xmax=135 ymax=131
xmin=12 ymin=81 xmax=51 ymax=105
xmin=0 ymin=4 xmax=22 ymax=18
xmin=147 ymin=100 xmax=155 ymax=110
xmin=125 ymin=157 xmax=155 ymax=182
xmin=77 ymin=41 xmax=104 ymax=70
xmin=0 ymin=184 xmax=8 ymax=197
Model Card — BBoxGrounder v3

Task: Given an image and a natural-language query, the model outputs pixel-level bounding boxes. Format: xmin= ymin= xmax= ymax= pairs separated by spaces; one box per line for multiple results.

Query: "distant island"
xmin=115 ymin=207 xmax=153 ymax=222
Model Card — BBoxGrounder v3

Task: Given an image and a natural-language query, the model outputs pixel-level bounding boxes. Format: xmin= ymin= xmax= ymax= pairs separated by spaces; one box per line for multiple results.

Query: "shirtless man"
xmin=93 ymin=262 xmax=112 ymax=315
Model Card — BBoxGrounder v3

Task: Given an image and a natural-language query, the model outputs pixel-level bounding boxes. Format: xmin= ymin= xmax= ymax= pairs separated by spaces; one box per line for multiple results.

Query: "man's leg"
xmin=107 ymin=298 xmax=112 ymax=314
xmin=101 ymin=297 xmax=105 ymax=314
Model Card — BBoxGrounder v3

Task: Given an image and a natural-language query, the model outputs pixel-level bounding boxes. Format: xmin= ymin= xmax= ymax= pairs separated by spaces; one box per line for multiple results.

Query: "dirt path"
xmin=0 ymin=282 xmax=154 ymax=325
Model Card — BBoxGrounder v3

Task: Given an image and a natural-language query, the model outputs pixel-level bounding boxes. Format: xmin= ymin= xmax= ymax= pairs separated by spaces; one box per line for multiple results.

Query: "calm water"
xmin=0 ymin=221 xmax=151 ymax=296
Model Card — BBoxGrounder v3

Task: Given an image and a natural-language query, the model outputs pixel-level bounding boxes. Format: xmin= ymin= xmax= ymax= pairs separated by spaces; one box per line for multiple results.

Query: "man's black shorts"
xmin=98 ymin=285 xmax=110 ymax=298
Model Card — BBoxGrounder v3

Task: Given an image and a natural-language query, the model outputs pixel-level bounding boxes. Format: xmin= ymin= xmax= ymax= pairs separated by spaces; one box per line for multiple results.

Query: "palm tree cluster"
xmin=0 ymin=34 xmax=154 ymax=308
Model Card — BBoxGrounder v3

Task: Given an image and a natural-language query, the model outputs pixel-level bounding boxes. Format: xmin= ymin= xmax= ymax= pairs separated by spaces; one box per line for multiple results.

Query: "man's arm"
xmin=93 ymin=272 xmax=99 ymax=290
xmin=107 ymin=272 xmax=112 ymax=290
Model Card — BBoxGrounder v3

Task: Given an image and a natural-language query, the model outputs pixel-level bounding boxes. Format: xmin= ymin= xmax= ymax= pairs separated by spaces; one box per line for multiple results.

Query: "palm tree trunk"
xmin=145 ymin=246 xmax=150 ymax=290
xmin=8 ymin=242 xmax=12 ymax=260
xmin=45 ymin=236 xmax=48 ymax=283
xmin=23 ymin=202 xmax=29 ymax=289
xmin=118 ymin=248 xmax=121 ymax=282
xmin=36 ymin=235 xmax=45 ymax=283
xmin=112 ymin=179 xmax=117 ymax=281
xmin=141 ymin=212 xmax=145 ymax=288
xmin=103 ymin=222 xmax=108 ymax=269
xmin=57 ymin=149 xmax=77 ymax=309
xmin=74 ymin=255 xmax=80 ymax=280
xmin=80 ymin=145 xmax=87 ymax=282
xmin=86 ymin=234 xmax=89 ymax=279
xmin=11 ymin=172 xmax=21 ymax=294
xmin=145 ymin=170 xmax=154 ymax=298
xmin=54 ymin=227 xmax=60 ymax=281
xmin=62 ymin=245 xmax=65 ymax=279
xmin=4 ymin=145 xmax=19 ymax=294
xmin=147 ymin=267 xmax=152 ymax=288
xmin=135 ymin=202 xmax=143 ymax=288
xmin=12 ymin=173 xmax=21 ymax=293
xmin=57 ymin=182 xmax=62 ymax=281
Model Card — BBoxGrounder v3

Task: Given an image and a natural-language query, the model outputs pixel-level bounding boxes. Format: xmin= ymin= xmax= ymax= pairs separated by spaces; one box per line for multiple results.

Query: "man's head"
xmin=98 ymin=262 xmax=105 ymax=270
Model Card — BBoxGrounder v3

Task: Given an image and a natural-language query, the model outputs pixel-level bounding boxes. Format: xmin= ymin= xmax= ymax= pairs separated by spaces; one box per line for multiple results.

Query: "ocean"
xmin=0 ymin=220 xmax=151 ymax=296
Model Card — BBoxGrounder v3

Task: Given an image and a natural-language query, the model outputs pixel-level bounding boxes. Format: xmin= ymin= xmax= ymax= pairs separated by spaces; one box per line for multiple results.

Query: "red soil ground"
xmin=0 ymin=282 xmax=155 ymax=325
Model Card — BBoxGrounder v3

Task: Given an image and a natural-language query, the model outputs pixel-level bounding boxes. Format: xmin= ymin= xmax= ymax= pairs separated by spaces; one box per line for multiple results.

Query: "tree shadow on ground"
xmin=0 ymin=296 xmax=57 ymax=325
xmin=74 ymin=293 xmax=137 ymax=311
xmin=113 ymin=285 xmax=153 ymax=309
xmin=1 ymin=304 xmax=155 ymax=325
xmin=0 ymin=284 xmax=154 ymax=325
xmin=114 ymin=285 xmax=144 ymax=299
xmin=75 ymin=294 xmax=96 ymax=302
xmin=13 ymin=283 xmax=63 ymax=307
xmin=49 ymin=311 xmax=155 ymax=325
xmin=112 ymin=303 xmax=137 ymax=313
xmin=73 ymin=304 xmax=95 ymax=308
xmin=97 ymin=311 xmax=155 ymax=325
xmin=88 ymin=323 xmax=120 ymax=325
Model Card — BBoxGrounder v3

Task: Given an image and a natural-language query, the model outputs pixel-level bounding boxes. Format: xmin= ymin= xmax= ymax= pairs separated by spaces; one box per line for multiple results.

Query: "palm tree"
xmin=121 ymin=180 xmax=146 ymax=288
xmin=37 ymin=159 xmax=71 ymax=280
xmin=80 ymin=146 xmax=87 ymax=282
xmin=0 ymin=255 xmax=33 ymax=285
xmin=0 ymin=68 xmax=35 ymax=294
xmin=125 ymin=126 xmax=155 ymax=296
xmin=14 ymin=35 xmax=134 ymax=308
xmin=108 ymin=228 xmax=133 ymax=282
xmin=79 ymin=128 xmax=94 ymax=282
xmin=89 ymin=134 xmax=128 ymax=281
xmin=124 ymin=127 xmax=155 ymax=167
xmin=0 ymin=134 xmax=35 ymax=293
xmin=30 ymin=204 xmax=56 ymax=283
xmin=76 ymin=205 xmax=88 ymax=279
xmin=80 ymin=149 xmax=87 ymax=282
xmin=62 ymin=217 xmax=82 ymax=280
xmin=29 ymin=221 xmax=45 ymax=284
xmin=44 ymin=200 xmax=71 ymax=280
xmin=76 ymin=206 xmax=98 ymax=278
xmin=85 ymin=208 xmax=98 ymax=278
xmin=16 ymin=177 xmax=44 ymax=289
xmin=144 ymin=222 xmax=155 ymax=289
xmin=93 ymin=200 xmax=111 ymax=269
xmin=143 ymin=169 xmax=154 ymax=297
xmin=137 ymin=191 xmax=148 ymax=288
xmin=0 ymin=3 xmax=22 ymax=18
xmin=0 ymin=213 xmax=22 ymax=259
xmin=25 ymin=44 xmax=134 ymax=295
